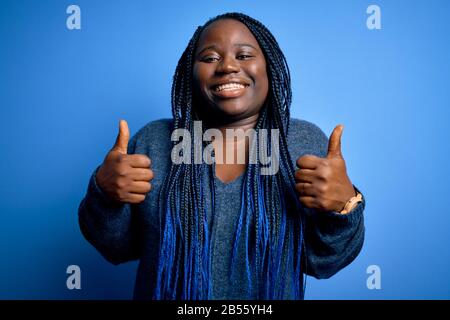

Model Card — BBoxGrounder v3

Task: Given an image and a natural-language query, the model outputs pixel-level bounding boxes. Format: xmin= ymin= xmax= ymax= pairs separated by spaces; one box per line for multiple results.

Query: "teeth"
xmin=215 ymin=83 xmax=246 ymax=92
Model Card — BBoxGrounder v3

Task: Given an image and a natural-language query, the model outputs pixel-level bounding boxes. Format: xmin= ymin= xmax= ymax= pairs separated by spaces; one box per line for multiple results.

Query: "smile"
xmin=211 ymin=82 xmax=250 ymax=98
xmin=213 ymin=82 xmax=249 ymax=92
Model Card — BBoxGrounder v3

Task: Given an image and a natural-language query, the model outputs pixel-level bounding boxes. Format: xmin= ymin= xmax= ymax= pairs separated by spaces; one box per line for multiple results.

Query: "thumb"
xmin=327 ymin=124 xmax=344 ymax=159
xmin=112 ymin=120 xmax=130 ymax=154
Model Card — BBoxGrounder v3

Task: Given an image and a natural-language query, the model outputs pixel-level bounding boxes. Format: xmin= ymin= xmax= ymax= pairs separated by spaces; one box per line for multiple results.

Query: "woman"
xmin=78 ymin=12 xmax=365 ymax=300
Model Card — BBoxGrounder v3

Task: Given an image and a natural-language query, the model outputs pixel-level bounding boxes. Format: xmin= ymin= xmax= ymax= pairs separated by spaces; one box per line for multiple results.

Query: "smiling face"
xmin=193 ymin=19 xmax=269 ymax=124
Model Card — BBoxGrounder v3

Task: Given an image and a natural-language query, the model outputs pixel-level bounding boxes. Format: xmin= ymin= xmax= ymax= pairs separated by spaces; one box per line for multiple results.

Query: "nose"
xmin=216 ymin=55 xmax=240 ymax=74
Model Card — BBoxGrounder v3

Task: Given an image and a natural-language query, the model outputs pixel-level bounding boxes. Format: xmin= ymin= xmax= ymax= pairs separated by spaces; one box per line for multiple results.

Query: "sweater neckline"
xmin=212 ymin=163 xmax=246 ymax=187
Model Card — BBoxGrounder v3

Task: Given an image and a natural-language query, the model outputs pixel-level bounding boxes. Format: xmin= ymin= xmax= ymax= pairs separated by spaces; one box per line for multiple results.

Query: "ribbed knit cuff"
xmin=324 ymin=185 xmax=365 ymax=225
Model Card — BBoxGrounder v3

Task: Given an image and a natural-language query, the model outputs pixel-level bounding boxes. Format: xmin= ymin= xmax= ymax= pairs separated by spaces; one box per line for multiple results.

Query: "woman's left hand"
xmin=295 ymin=125 xmax=356 ymax=213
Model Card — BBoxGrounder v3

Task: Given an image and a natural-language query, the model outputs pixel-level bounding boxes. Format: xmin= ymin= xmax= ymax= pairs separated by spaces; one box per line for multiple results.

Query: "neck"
xmin=209 ymin=114 xmax=258 ymax=167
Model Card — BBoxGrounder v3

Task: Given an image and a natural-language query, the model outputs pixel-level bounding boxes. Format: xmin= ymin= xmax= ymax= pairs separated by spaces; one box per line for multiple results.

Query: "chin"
xmin=216 ymin=103 xmax=249 ymax=118
xmin=213 ymin=97 xmax=248 ymax=110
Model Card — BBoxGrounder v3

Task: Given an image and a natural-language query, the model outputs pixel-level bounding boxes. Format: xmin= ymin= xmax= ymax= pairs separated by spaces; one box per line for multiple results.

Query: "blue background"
xmin=1 ymin=0 xmax=449 ymax=299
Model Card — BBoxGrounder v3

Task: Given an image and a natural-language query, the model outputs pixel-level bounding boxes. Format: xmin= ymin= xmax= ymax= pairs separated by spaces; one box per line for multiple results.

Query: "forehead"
xmin=196 ymin=19 xmax=260 ymax=51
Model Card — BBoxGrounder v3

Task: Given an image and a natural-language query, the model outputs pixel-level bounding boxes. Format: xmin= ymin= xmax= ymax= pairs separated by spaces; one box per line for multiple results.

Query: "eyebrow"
xmin=196 ymin=43 xmax=258 ymax=56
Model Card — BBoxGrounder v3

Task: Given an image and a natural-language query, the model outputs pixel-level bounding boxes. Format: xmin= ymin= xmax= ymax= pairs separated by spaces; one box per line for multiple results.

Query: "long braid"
xmin=154 ymin=12 xmax=305 ymax=300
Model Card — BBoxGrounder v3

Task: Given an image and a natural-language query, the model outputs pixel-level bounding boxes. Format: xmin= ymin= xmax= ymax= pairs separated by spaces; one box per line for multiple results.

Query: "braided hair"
xmin=154 ymin=12 xmax=305 ymax=300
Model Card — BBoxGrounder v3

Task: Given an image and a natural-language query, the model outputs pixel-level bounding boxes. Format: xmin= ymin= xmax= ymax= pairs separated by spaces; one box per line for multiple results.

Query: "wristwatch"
xmin=339 ymin=191 xmax=363 ymax=214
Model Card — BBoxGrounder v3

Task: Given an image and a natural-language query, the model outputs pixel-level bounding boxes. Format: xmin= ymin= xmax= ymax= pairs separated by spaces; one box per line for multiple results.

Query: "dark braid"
xmin=154 ymin=12 xmax=305 ymax=300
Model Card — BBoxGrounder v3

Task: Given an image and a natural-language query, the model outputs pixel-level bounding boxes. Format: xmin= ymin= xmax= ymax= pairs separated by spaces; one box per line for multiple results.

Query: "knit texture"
xmin=78 ymin=118 xmax=365 ymax=299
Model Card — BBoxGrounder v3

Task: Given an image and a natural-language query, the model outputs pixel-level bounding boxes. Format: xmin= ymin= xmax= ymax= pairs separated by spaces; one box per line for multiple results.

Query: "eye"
xmin=237 ymin=54 xmax=254 ymax=60
xmin=201 ymin=56 xmax=220 ymax=63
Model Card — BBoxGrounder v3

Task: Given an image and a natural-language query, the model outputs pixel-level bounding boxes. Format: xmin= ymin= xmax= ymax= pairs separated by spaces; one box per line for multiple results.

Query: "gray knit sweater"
xmin=78 ymin=118 xmax=365 ymax=300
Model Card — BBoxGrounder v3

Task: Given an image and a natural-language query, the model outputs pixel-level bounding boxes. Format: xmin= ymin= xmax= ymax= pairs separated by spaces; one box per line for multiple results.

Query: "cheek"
xmin=193 ymin=64 xmax=210 ymax=93
xmin=251 ymin=64 xmax=269 ymax=99
xmin=192 ymin=64 xmax=202 ymax=89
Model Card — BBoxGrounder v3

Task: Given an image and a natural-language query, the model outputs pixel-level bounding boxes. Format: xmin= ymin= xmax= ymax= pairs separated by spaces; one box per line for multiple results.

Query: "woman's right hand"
xmin=96 ymin=120 xmax=153 ymax=204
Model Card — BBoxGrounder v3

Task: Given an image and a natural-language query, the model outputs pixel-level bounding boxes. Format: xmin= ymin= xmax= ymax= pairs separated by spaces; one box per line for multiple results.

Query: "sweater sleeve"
xmin=78 ymin=133 xmax=142 ymax=265
xmin=302 ymin=188 xmax=365 ymax=279
xmin=295 ymin=120 xmax=366 ymax=279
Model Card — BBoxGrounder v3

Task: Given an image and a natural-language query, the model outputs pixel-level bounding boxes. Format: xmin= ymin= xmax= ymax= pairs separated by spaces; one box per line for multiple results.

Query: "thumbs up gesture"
xmin=295 ymin=125 xmax=356 ymax=212
xmin=96 ymin=120 xmax=153 ymax=204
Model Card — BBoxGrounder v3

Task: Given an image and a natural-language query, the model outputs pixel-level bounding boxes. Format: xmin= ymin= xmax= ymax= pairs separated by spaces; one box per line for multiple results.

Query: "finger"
xmin=295 ymin=169 xmax=316 ymax=183
xmin=327 ymin=124 xmax=343 ymax=159
xmin=127 ymin=154 xmax=151 ymax=168
xmin=297 ymin=155 xmax=321 ymax=170
xmin=112 ymin=120 xmax=130 ymax=154
xmin=299 ymin=196 xmax=317 ymax=209
xmin=129 ymin=168 xmax=154 ymax=181
xmin=128 ymin=181 xmax=152 ymax=194
xmin=295 ymin=182 xmax=316 ymax=197
xmin=126 ymin=193 xmax=146 ymax=204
